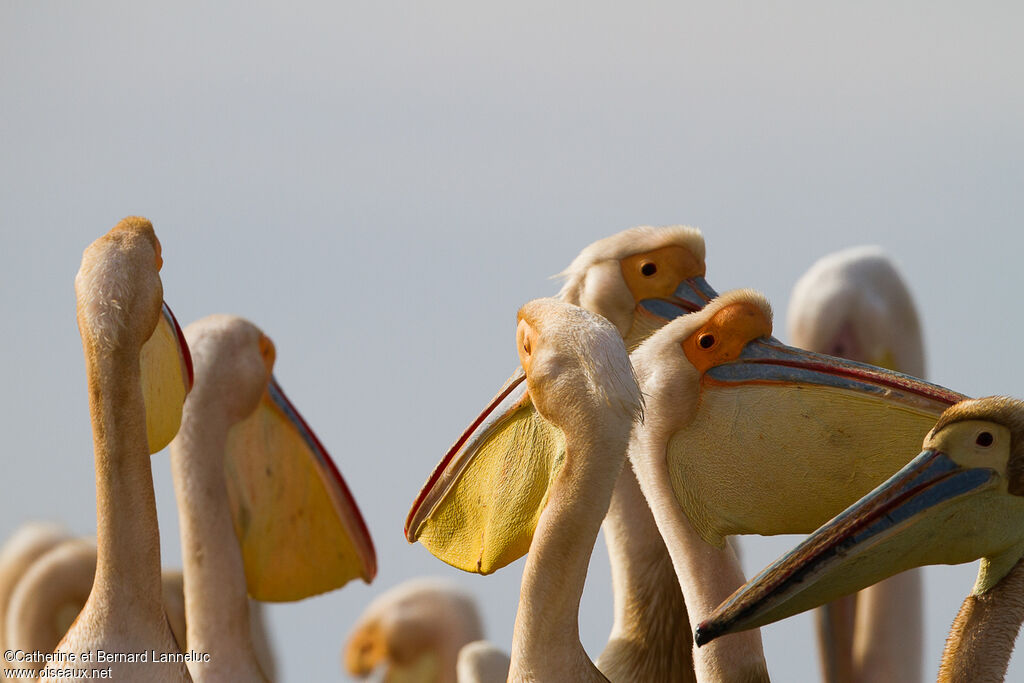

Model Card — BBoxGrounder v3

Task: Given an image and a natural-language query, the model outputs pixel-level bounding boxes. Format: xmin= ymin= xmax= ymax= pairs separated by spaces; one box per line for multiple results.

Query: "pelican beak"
xmin=708 ymin=337 xmax=962 ymax=411
xmin=668 ymin=333 xmax=967 ymax=549
xmin=223 ymin=376 xmax=376 ymax=600
xmin=140 ymin=302 xmax=194 ymax=454
xmin=639 ymin=275 xmax=719 ymax=320
xmin=695 ymin=448 xmax=1010 ymax=645
xmin=404 ymin=368 xmax=566 ymax=574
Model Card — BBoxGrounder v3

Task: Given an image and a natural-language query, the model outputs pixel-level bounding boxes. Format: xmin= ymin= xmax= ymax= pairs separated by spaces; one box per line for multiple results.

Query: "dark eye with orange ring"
xmin=698 ymin=334 xmax=715 ymax=349
xmin=640 ymin=262 xmax=657 ymax=277
xmin=977 ymin=432 xmax=994 ymax=447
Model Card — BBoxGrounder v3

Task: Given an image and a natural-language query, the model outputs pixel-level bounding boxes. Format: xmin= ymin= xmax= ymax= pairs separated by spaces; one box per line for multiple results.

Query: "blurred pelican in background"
xmin=344 ymin=578 xmax=483 ymax=682
xmin=0 ymin=522 xmax=72 ymax=673
xmin=788 ymin=246 xmax=925 ymax=683
xmin=2 ymin=537 xmax=192 ymax=679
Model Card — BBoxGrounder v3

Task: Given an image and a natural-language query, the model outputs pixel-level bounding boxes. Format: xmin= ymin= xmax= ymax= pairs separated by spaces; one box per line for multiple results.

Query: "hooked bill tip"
xmin=693 ymin=625 xmax=713 ymax=647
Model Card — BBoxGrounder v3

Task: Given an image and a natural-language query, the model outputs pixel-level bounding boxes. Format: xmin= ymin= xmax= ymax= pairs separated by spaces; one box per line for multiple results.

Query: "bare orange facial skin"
xmin=344 ymin=623 xmax=386 ymax=675
xmin=516 ymin=318 xmax=536 ymax=375
xmin=258 ymin=334 xmax=276 ymax=374
xmin=619 ymin=245 xmax=706 ymax=302
xmin=682 ymin=302 xmax=773 ymax=373
xmin=153 ymin=234 xmax=163 ymax=271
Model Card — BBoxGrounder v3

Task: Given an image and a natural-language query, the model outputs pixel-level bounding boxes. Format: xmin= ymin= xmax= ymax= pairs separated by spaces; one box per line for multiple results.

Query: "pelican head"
xmin=183 ymin=315 xmax=274 ymax=423
xmin=75 ymin=217 xmax=192 ymax=454
xmin=343 ymin=578 xmax=484 ymax=683
xmin=406 ymin=226 xmax=712 ymax=573
xmin=696 ymin=396 xmax=1024 ymax=646
xmin=180 ymin=315 xmax=376 ymax=600
xmin=516 ymin=298 xmax=643 ymax=433
xmin=75 ymin=217 xmax=165 ymax=354
xmin=556 ymin=225 xmax=715 ymax=345
xmin=626 ymin=289 xmax=963 ymax=548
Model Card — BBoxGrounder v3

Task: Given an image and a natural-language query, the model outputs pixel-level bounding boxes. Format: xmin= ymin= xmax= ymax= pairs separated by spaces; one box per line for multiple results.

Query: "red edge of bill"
xmin=270 ymin=378 xmax=378 ymax=582
xmin=404 ymin=371 xmax=527 ymax=541
xmin=162 ymin=301 xmax=194 ymax=392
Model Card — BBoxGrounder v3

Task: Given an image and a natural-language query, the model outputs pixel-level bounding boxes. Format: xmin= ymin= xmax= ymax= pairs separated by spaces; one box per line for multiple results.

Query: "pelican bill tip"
xmin=693 ymin=623 xmax=717 ymax=647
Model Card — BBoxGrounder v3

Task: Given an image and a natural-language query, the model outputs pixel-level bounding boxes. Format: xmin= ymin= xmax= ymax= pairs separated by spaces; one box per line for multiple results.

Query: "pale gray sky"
xmin=2 ymin=2 xmax=1023 ymax=681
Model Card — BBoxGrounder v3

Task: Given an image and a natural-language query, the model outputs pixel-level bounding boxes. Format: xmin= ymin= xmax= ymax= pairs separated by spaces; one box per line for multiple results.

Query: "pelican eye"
xmin=976 ymin=431 xmax=994 ymax=447
xmin=698 ymin=333 xmax=715 ymax=349
xmin=523 ymin=337 xmax=531 ymax=354
xmin=640 ymin=262 xmax=658 ymax=277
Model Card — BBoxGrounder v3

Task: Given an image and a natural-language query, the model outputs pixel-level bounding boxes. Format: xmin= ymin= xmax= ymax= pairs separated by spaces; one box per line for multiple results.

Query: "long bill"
xmin=706 ymin=336 xmax=963 ymax=411
xmin=694 ymin=448 xmax=1018 ymax=646
xmin=404 ymin=367 xmax=564 ymax=574
xmin=223 ymin=377 xmax=376 ymax=600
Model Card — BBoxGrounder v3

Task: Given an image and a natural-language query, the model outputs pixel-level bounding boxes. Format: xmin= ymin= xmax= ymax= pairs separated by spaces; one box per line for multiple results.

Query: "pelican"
xmin=505 ymin=298 xmax=643 ymax=681
xmin=788 ymin=246 xmax=925 ymax=683
xmin=344 ymin=578 xmax=484 ymax=682
xmin=625 ymin=288 xmax=960 ymax=543
xmin=615 ymin=288 xmax=963 ymax=680
xmin=406 ymin=225 xmax=712 ymax=681
xmin=0 ymin=522 xmax=72 ymax=670
xmin=409 ymin=299 xmax=644 ymax=681
xmin=170 ymin=314 xmax=376 ymax=681
xmin=54 ymin=217 xmax=194 ymax=681
xmin=696 ymin=397 xmax=1024 ymax=683
xmin=3 ymin=538 xmax=191 ymax=679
